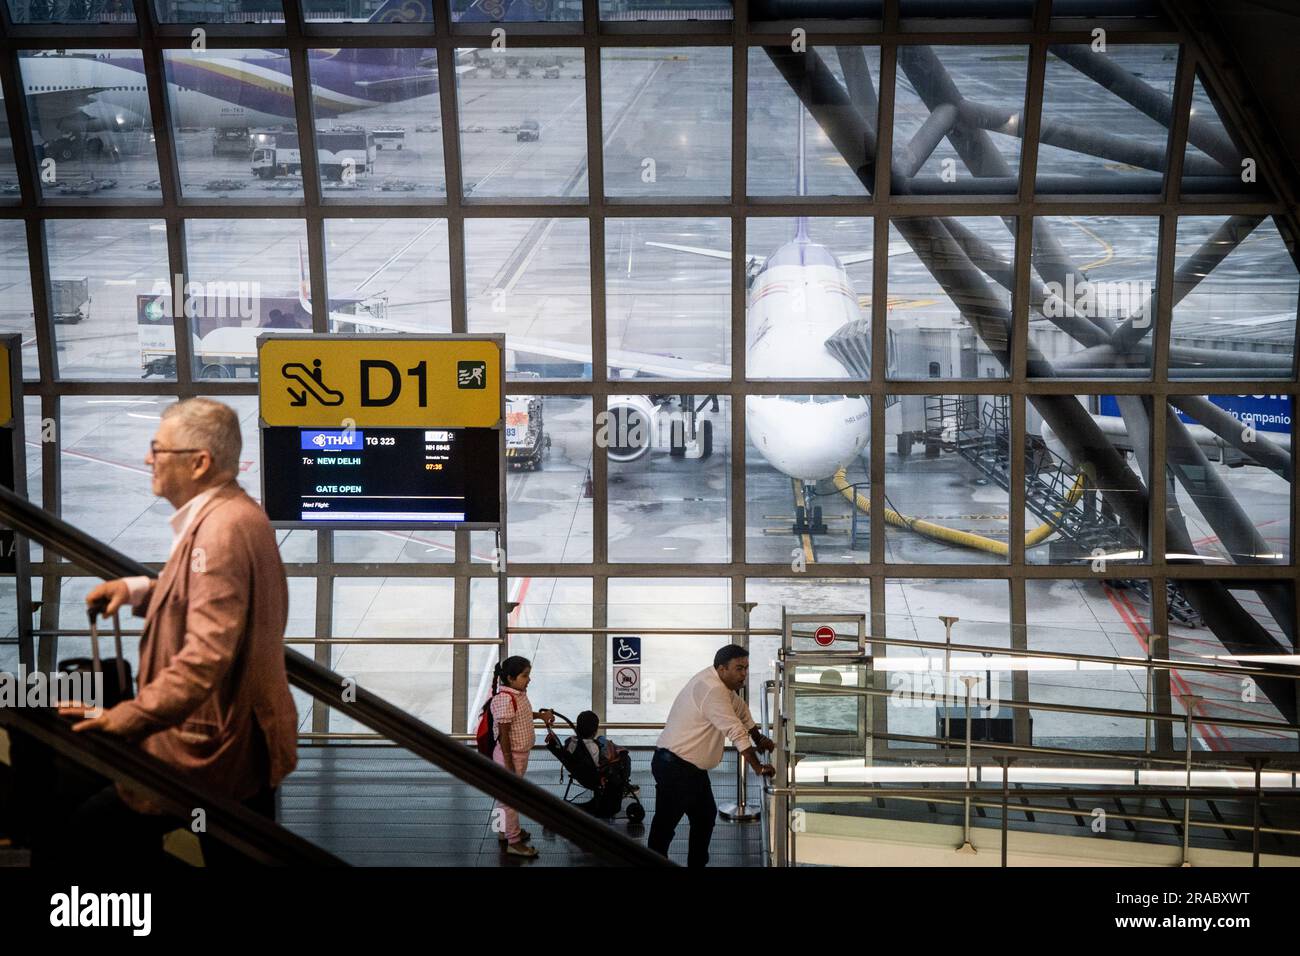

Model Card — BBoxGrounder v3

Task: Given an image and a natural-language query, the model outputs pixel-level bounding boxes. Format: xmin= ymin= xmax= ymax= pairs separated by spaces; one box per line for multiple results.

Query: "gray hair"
xmin=161 ymin=398 xmax=242 ymax=476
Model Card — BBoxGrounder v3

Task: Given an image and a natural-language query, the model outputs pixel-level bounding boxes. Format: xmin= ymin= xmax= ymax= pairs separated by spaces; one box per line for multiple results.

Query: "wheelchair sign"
xmin=612 ymin=636 xmax=641 ymax=665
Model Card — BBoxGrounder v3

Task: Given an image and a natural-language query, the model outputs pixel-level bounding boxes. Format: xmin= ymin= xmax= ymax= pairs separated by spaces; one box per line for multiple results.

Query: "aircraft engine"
xmin=604 ymin=395 xmax=658 ymax=463
xmin=61 ymin=101 xmax=146 ymax=134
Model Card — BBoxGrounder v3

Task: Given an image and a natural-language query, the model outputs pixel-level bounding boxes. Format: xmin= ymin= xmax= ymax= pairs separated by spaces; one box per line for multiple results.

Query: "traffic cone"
xmin=583 ymin=469 xmax=594 ymax=499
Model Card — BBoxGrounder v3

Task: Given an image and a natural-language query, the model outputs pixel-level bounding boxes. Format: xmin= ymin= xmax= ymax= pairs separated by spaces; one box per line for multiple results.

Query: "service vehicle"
xmin=213 ymin=127 xmax=251 ymax=156
xmin=51 ymin=277 xmax=90 ymax=325
xmin=372 ymin=127 xmax=406 ymax=150
xmin=251 ymin=128 xmax=376 ymax=181
xmin=505 ymin=393 xmax=550 ymax=470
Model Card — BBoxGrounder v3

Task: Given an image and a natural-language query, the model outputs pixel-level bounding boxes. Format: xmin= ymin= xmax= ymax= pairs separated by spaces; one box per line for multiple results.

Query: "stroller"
xmin=544 ymin=712 xmax=646 ymax=825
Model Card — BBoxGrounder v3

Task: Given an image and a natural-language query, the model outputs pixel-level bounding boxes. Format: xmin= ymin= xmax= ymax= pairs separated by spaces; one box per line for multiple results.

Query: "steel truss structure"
xmin=0 ymin=0 xmax=1295 ymax=752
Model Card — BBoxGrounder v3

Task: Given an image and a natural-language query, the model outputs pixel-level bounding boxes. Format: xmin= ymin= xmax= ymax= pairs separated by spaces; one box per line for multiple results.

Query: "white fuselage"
xmin=745 ymin=238 xmax=872 ymax=481
xmin=19 ymin=55 xmax=317 ymax=136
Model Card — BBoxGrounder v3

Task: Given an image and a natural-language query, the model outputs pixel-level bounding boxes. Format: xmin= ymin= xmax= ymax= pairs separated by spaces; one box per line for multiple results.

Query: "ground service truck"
xmin=251 ymin=128 xmax=375 ymax=181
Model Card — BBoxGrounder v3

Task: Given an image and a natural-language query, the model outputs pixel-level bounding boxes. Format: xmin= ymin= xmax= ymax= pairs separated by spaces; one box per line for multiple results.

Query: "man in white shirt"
xmin=649 ymin=644 xmax=774 ymax=866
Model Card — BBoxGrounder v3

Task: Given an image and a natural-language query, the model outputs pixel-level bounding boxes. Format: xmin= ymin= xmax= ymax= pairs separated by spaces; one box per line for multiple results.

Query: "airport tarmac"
xmin=0 ymin=45 xmax=1294 ymax=758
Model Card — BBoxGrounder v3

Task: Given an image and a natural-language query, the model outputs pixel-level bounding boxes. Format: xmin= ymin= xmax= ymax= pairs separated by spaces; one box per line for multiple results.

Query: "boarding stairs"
xmin=923 ymin=396 xmax=1202 ymax=626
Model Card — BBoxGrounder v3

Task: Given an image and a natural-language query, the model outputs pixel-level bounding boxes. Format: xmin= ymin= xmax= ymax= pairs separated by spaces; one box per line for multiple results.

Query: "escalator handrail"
xmin=0 ymin=484 xmax=671 ymax=867
xmin=0 ymin=483 xmax=153 ymax=580
xmin=0 ymin=706 xmax=344 ymax=866
xmin=284 ymin=649 xmax=669 ymax=866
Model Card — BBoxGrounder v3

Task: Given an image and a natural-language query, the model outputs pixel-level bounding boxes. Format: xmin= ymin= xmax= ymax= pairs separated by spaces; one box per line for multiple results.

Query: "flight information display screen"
xmin=262 ymin=426 xmax=500 ymax=528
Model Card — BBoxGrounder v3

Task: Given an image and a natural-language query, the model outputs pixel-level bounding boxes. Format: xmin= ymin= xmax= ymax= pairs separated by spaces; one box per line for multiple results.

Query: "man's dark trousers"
xmin=648 ymin=748 xmax=716 ymax=867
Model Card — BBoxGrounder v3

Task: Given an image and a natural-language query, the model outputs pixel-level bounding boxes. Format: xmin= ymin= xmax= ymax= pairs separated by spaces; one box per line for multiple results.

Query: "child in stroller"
xmin=545 ymin=711 xmax=646 ymax=824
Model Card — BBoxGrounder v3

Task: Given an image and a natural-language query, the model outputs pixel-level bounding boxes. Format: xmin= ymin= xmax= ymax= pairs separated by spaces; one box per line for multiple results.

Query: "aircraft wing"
xmin=417 ymin=51 xmax=481 ymax=74
xmin=649 ymin=240 xmax=912 ymax=268
xmin=645 ymin=241 xmax=764 ymax=269
xmin=332 ymin=313 xmax=439 ymax=335
xmin=352 ymin=74 xmax=439 ymax=95
xmin=295 ymin=308 xmax=728 ymax=379
xmin=25 ymin=86 xmax=110 ymax=140
xmin=840 ymin=243 xmax=916 ymax=266
xmin=507 ymin=335 xmax=729 ymax=380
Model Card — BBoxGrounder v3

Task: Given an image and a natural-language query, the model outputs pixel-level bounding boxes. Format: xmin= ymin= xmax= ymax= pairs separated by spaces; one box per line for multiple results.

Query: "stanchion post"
xmin=956 ymin=675 xmax=979 ymax=855
xmin=720 ymin=602 xmax=760 ymax=822
xmin=1143 ymin=642 xmax=1154 ymax=755
xmin=1251 ymin=757 xmax=1266 ymax=868
xmin=939 ymin=615 xmax=959 ymax=759
xmin=999 ymin=756 xmax=1013 ymax=867
xmin=1180 ymin=697 xmax=1202 ymax=867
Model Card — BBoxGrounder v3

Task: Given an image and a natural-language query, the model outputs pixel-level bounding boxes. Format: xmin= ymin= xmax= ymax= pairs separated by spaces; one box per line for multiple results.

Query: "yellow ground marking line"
xmin=1066 ymin=215 xmax=1115 ymax=272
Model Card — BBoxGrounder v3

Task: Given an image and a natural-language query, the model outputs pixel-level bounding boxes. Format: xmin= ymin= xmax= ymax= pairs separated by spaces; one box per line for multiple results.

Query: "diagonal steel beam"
xmin=943 ymin=216 xmax=1117 ymax=349
xmin=764 ymin=46 xmax=878 ymax=186
xmin=765 ymin=43 xmax=1297 ymax=723
xmin=835 ymin=45 xmax=879 ymax=125
xmin=960 ymin=99 xmax=1227 ymax=178
xmin=1110 ymin=214 xmax=1265 ymax=353
xmin=898 ymin=102 xmax=959 ymax=179
xmin=897 ymin=44 xmax=1121 ymax=343
xmin=1165 ymin=410 xmax=1282 ymax=567
xmin=1048 ymin=43 xmax=1242 ymax=169
xmin=1166 ymin=395 xmax=1292 ymax=481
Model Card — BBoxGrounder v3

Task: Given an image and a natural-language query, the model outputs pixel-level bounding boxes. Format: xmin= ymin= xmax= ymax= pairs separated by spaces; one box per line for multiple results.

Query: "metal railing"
xmin=764 ymin=644 xmax=1300 ymax=867
xmin=0 ymin=484 xmax=669 ymax=867
xmin=0 ymin=705 xmax=343 ymax=866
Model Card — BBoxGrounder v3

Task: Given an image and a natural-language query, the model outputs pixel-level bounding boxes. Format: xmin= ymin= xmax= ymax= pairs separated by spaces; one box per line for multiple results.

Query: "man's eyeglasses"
xmin=149 ymin=441 xmax=203 ymax=456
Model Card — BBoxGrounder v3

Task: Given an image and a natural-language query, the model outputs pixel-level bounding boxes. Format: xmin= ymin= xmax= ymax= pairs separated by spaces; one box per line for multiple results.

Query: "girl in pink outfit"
xmin=488 ymin=655 xmax=553 ymax=858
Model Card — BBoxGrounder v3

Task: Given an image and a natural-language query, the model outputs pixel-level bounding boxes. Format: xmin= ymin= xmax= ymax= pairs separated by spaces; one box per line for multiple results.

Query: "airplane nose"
xmin=747 ymin=397 xmax=869 ymax=482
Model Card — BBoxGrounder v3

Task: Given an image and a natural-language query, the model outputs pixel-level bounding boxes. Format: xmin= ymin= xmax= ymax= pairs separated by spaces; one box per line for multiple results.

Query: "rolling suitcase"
xmin=56 ymin=603 xmax=134 ymax=711
xmin=7 ymin=603 xmax=135 ymax=859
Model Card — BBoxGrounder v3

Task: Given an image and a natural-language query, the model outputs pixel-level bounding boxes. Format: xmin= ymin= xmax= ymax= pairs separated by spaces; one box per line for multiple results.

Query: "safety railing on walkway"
xmin=762 ymin=633 xmax=1300 ymax=867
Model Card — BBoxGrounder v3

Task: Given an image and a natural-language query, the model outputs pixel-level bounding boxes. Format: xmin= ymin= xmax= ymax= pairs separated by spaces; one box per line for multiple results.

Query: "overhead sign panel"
xmin=258 ymin=336 xmax=502 ymax=428
xmin=258 ymin=334 xmax=504 ymax=530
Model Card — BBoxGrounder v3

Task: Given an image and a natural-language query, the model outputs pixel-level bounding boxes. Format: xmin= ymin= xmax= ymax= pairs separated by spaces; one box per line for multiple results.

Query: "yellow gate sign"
xmin=258 ymin=335 xmax=502 ymax=428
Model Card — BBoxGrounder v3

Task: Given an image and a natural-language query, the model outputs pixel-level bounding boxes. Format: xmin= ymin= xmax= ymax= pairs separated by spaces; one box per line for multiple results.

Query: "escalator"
xmin=0 ymin=484 xmax=668 ymax=867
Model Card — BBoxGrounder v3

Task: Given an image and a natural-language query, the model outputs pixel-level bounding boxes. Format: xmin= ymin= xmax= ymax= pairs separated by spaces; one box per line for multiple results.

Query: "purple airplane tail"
xmin=456 ymin=0 xmax=557 ymax=21
xmin=366 ymin=0 xmax=435 ymax=23
xmin=324 ymin=0 xmax=433 ymax=69
xmin=325 ymin=45 xmax=432 ymax=70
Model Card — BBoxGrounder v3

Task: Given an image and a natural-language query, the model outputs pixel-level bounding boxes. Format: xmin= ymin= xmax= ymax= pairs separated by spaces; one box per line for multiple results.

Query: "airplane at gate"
xmin=18 ymin=0 xmax=459 ymax=151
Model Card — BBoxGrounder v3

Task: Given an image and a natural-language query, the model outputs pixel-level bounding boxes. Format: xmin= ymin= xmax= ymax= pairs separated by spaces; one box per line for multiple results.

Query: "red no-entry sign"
xmin=813 ymin=625 xmax=836 ymax=647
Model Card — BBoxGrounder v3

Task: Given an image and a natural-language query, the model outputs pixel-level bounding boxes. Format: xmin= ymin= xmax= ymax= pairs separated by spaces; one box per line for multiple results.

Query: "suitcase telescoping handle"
xmin=86 ymin=597 xmax=129 ymax=694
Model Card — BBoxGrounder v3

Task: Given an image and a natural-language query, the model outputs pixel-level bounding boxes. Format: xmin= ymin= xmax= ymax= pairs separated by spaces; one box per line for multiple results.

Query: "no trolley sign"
xmin=612 ymin=665 xmax=641 ymax=705
xmin=259 ymin=336 xmax=502 ymax=428
xmin=611 ymin=637 xmax=642 ymax=704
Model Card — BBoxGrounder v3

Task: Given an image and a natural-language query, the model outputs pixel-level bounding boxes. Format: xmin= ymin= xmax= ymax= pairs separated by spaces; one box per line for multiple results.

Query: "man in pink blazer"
xmin=70 ymin=397 xmax=297 ymax=865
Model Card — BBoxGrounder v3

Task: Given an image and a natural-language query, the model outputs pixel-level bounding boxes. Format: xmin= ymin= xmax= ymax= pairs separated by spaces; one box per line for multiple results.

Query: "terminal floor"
xmin=279 ymin=746 xmax=766 ymax=867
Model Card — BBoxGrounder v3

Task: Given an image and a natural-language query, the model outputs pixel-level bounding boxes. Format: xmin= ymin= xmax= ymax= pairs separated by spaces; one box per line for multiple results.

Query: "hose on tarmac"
xmin=830 ymin=467 xmax=1086 ymax=557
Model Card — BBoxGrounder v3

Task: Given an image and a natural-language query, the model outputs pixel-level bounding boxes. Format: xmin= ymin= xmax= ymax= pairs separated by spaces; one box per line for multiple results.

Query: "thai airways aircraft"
xmin=454 ymin=0 xmax=575 ymax=20
xmin=495 ymin=115 xmax=902 ymax=488
xmin=288 ymin=217 xmax=897 ymax=489
xmin=18 ymin=0 xmax=455 ymax=148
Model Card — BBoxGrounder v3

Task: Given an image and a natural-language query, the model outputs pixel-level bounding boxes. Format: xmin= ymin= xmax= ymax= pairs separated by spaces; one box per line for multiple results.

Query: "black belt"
xmin=655 ymin=748 xmax=703 ymax=771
